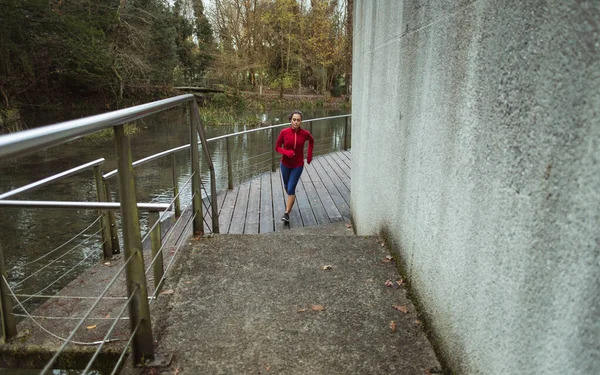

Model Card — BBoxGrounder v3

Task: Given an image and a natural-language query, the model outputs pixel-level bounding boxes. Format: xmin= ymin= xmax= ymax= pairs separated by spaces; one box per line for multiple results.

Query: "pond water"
xmin=0 ymin=105 xmax=350 ymax=306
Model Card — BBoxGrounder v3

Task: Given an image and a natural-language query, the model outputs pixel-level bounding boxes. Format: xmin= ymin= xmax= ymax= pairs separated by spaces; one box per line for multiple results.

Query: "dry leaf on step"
xmin=389 ymin=321 xmax=397 ymax=332
xmin=393 ymin=305 xmax=409 ymax=313
xmin=311 ymin=305 xmax=325 ymax=311
xmin=322 ymin=265 xmax=332 ymax=270
xmin=86 ymin=325 xmax=97 ymax=330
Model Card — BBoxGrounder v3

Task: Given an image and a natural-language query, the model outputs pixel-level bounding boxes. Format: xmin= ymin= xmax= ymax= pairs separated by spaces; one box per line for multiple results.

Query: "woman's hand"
xmin=285 ymin=150 xmax=295 ymax=157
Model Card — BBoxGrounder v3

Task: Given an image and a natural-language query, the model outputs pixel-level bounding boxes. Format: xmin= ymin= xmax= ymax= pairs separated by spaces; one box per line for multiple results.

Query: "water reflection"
xmin=0 ymin=105 xmax=349 ymax=303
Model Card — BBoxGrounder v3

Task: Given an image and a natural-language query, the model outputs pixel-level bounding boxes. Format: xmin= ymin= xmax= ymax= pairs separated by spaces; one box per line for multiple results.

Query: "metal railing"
xmin=0 ymin=94 xmax=207 ymax=373
xmin=0 ymin=94 xmax=351 ymax=373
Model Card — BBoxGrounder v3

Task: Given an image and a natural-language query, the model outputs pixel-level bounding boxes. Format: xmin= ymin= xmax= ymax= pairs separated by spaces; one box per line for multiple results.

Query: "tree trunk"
xmin=345 ymin=0 xmax=353 ymax=101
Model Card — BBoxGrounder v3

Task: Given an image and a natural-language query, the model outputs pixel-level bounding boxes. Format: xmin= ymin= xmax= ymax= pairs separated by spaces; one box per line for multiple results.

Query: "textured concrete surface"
xmin=352 ymin=1 xmax=599 ymax=374
xmin=137 ymin=231 xmax=440 ymax=374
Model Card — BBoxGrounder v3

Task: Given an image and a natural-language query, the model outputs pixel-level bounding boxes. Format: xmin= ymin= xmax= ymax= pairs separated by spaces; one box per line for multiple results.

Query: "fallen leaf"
xmin=103 ymin=262 xmax=111 ymax=266
xmin=322 ymin=265 xmax=332 ymax=270
xmin=415 ymin=320 xmax=422 ymax=325
xmin=185 ymin=281 xmax=192 ymax=284
xmin=311 ymin=305 xmax=325 ymax=311
xmin=390 ymin=321 xmax=397 ymax=332
xmin=86 ymin=325 xmax=97 ymax=330
xmin=382 ymin=255 xmax=393 ymax=263
xmin=346 ymin=224 xmax=351 ymax=228
xmin=297 ymin=308 xmax=307 ymax=313
xmin=264 ymin=363 xmax=271 ymax=371
xmin=424 ymin=369 xmax=431 ymax=375
xmin=173 ymin=368 xmax=181 ymax=375
xmin=160 ymin=289 xmax=175 ymax=295
xmin=380 ymin=242 xmax=385 ymax=247
xmin=396 ymin=279 xmax=405 ymax=286
xmin=384 ymin=280 xmax=394 ymax=287
xmin=393 ymin=305 xmax=409 ymax=313
xmin=105 ymin=314 xmax=110 ymax=319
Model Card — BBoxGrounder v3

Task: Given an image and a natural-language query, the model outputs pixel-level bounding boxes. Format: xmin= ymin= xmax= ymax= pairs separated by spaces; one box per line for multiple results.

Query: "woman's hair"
xmin=288 ymin=110 xmax=303 ymax=121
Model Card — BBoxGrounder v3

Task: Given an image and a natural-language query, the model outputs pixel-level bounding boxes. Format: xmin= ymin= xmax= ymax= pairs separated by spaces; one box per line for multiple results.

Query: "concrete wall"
xmin=351 ymin=1 xmax=599 ymax=373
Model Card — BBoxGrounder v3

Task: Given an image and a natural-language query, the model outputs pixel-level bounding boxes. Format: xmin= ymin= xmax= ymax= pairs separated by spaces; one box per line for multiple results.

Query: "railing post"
xmin=271 ymin=128 xmax=276 ymax=172
xmin=226 ymin=137 xmax=233 ymax=190
xmin=113 ymin=124 xmax=154 ymax=365
xmin=191 ymin=100 xmax=219 ymax=234
xmin=170 ymin=154 xmax=181 ymax=218
xmin=148 ymin=211 xmax=164 ymax=295
xmin=343 ymin=116 xmax=349 ymax=151
xmin=103 ymin=180 xmax=121 ymax=254
xmin=188 ymin=103 xmax=204 ymax=235
xmin=0 ymin=240 xmax=17 ymax=343
xmin=93 ymin=166 xmax=113 ymax=259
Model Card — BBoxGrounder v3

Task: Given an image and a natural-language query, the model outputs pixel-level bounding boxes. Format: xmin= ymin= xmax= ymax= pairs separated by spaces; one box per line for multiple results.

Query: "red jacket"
xmin=275 ymin=126 xmax=314 ymax=168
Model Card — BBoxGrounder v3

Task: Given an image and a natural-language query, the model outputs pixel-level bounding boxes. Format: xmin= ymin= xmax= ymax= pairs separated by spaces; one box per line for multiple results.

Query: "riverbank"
xmin=0 ymin=87 xmax=349 ymax=133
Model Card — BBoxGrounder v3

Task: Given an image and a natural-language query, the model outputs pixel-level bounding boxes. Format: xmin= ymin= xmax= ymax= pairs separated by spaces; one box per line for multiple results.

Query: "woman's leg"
xmin=280 ymin=162 xmax=291 ymax=194
xmin=285 ymin=166 xmax=304 ymax=214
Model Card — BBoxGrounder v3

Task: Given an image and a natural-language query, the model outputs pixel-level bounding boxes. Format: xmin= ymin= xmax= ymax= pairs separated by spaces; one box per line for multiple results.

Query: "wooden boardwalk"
xmin=201 ymin=150 xmax=351 ymax=234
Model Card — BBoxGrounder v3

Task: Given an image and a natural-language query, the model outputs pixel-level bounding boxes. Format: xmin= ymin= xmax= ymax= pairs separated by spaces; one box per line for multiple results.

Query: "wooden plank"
xmin=340 ymin=150 xmax=352 ymax=166
xmin=310 ymin=158 xmax=351 ymax=221
xmin=219 ymin=187 xmax=239 ymax=234
xmin=320 ymin=155 xmax=351 ymax=202
xmin=272 ymin=170 xmax=287 ymax=232
xmin=294 ymin=175 xmax=317 ymax=227
xmin=299 ymin=172 xmax=330 ymax=226
xmin=259 ymin=173 xmax=274 ymax=233
xmin=229 ymin=182 xmax=250 ymax=234
xmin=244 ymin=176 xmax=261 ymax=234
xmin=329 ymin=151 xmax=351 ymax=180
xmin=304 ymin=162 xmax=343 ymax=222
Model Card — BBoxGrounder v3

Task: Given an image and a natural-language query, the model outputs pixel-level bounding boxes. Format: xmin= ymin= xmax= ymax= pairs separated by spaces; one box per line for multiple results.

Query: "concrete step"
xmin=259 ymin=221 xmax=356 ymax=236
xmin=143 ymin=233 xmax=441 ymax=374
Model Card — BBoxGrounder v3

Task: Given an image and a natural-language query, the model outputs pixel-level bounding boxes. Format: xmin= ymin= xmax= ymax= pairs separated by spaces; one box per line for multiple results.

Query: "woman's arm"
xmin=306 ymin=131 xmax=315 ymax=164
xmin=275 ymin=129 xmax=294 ymax=157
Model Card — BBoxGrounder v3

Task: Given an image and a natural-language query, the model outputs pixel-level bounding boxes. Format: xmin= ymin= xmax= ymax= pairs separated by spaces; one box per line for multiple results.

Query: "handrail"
xmin=101 ymin=114 xmax=352 ymax=180
xmin=0 ymin=200 xmax=170 ymax=211
xmin=206 ymin=114 xmax=351 ymax=143
xmin=0 ymin=94 xmax=195 ymax=162
xmin=0 ymin=158 xmax=105 ymax=200
xmin=103 ymin=144 xmax=192 ymax=180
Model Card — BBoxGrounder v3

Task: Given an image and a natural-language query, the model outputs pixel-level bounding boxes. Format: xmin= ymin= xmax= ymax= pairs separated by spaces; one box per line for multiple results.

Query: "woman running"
xmin=275 ymin=110 xmax=314 ymax=223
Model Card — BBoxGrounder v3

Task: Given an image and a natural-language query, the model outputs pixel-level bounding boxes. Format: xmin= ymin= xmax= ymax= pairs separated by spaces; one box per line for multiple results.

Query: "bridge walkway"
xmin=202 ymin=150 xmax=352 ymax=234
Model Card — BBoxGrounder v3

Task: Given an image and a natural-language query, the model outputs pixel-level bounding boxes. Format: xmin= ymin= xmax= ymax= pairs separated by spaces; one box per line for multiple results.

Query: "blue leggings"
xmin=280 ymin=163 xmax=304 ymax=195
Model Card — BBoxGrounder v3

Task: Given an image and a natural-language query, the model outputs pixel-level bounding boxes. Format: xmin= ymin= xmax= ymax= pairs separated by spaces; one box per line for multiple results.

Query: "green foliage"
xmin=199 ymin=108 xmax=263 ymax=127
xmin=269 ymin=73 xmax=295 ymax=90
xmin=209 ymin=92 xmax=245 ymax=110
xmin=0 ymin=0 xmax=216 ymax=109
